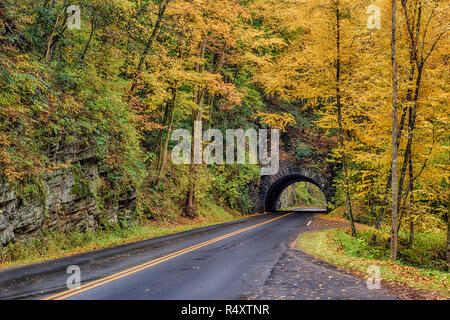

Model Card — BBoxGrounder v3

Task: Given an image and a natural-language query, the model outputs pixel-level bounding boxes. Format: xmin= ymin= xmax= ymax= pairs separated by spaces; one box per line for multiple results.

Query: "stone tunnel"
xmin=249 ymin=162 xmax=334 ymax=213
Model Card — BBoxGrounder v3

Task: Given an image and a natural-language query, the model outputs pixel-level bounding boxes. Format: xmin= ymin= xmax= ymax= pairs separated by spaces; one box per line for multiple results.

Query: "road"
xmin=0 ymin=210 xmax=395 ymax=300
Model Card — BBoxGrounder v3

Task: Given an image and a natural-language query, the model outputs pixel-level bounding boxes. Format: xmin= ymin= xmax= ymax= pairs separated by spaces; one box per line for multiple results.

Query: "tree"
xmin=334 ymin=0 xmax=357 ymax=237
xmin=396 ymin=0 xmax=449 ymax=246
xmin=130 ymin=0 xmax=171 ymax=93
xmin=390 ymin=0 xmax=400 ymax=261
xmin=448 ymin=212 xmax=450 ymax=270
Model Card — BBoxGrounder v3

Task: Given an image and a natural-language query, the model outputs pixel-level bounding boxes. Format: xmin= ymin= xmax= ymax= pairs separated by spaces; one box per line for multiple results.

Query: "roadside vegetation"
xmin=0 ymin=200 xmax=243 ymax=268
xmin=297 ymin=213 xmax=449 ymax=298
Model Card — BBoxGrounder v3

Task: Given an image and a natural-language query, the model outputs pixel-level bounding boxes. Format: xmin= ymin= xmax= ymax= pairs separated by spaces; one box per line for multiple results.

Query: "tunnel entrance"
xmin=264 ymin=174 xmax=328 ymax=212
xmin=250 ymin=163 xmax=333 ymax=213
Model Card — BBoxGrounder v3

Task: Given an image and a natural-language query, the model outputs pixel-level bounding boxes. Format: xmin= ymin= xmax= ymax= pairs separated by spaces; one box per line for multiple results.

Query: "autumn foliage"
xmin=0 ymin=0 xmax=448 ymax=268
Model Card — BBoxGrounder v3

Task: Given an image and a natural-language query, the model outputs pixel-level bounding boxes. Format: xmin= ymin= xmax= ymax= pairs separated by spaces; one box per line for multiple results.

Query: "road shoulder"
xmin=245 ymin=215 xmax=396 ymax=300
xmin=296 ymin=214 xmax=449 ymax=300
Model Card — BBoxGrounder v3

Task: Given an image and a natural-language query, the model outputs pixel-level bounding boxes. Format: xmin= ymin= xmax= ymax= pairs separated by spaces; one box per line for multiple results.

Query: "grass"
xmin=0 ymin=201 xmax=246 ymax=269
xmin=325 ymin=205 xmax=447 ymax=271
xmin=297 ymin=228 xmax=450 ymax=298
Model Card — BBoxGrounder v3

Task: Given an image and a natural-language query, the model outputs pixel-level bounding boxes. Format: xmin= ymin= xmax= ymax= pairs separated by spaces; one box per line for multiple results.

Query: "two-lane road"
xmin=45 ymin=211 xmax=305 ymax=300
xmin=0 ymin=210 xmax=396 ymax=300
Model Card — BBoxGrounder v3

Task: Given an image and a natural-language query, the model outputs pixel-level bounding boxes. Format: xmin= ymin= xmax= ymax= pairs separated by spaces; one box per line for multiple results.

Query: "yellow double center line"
xmin=43 ymin=212 xmax=294 ymax=300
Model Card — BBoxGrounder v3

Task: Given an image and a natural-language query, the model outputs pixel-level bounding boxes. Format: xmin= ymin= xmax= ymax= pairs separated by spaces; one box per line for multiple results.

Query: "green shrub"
xmin=331 ymin=228 xmax=447 ymax=271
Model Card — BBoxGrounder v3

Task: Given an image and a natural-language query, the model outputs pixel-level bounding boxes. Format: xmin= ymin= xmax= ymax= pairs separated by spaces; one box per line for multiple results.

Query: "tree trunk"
xmin=406 ymin=152 xmax=415 ymax=248
xmin=45 ymin=2 xmax=68 ymax=61
xmin=335 ymin=3 xmax=356 ymax=237
xmin=376 ymin=3 xmax=421 ymax=231
xmin=375 ymin=105 xmax=409 ymax=230
xmin=154 ymin=87 xmax=177 ymax=185
xmin=154 ymin=101 xmax=171 ymax=161
xmin=390 ymin=0 xmax=399 ymax=262
xmin=184 ymin=39 xmax=206 ymax=217
xmin=45 ymin=13 xmax=61 ymax=61
xmin=130 ymin=0 xmax=170 ymax=92
xmin=447 ymin=209 xmax=450 ymax=271
xmin=185 ymin=107 xmax=203 ymax=217
xmin=79 ymin=18 xmax=95 ymax=63
xmin=281 ymin=188 xmax=288 ymax=208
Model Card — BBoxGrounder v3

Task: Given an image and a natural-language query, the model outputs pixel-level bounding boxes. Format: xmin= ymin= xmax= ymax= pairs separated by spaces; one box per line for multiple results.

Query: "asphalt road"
xmin=0 ymin=210 xmax=395 ymax=300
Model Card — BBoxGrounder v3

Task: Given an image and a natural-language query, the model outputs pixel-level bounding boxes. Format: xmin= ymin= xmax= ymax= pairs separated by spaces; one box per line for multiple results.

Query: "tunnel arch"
xmin=251 ymin=164 xmax=333 ymax=213
xmin=265 ymin=174 xmax=327 ymax=211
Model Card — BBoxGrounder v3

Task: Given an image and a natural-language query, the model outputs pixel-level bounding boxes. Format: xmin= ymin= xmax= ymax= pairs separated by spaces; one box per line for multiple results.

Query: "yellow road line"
xmin=42 ymin=214 xmax=265 ymax=300
xmin=43 ymin=212 xmax=294 ymax=300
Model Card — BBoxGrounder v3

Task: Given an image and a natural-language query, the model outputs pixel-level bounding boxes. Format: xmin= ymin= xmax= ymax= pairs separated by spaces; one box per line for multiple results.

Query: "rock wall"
xmin=0 ymin=141 xmax=136 ymax=247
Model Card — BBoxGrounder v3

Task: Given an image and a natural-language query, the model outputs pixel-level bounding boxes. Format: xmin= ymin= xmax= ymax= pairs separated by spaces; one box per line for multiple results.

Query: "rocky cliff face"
xmin=0 ymin=140 xmax=136 ymax=247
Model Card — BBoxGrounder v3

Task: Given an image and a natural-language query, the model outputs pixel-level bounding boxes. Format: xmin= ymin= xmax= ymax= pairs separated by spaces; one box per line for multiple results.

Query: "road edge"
xmin=0 ymin=213 xmax=269 ymax=288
